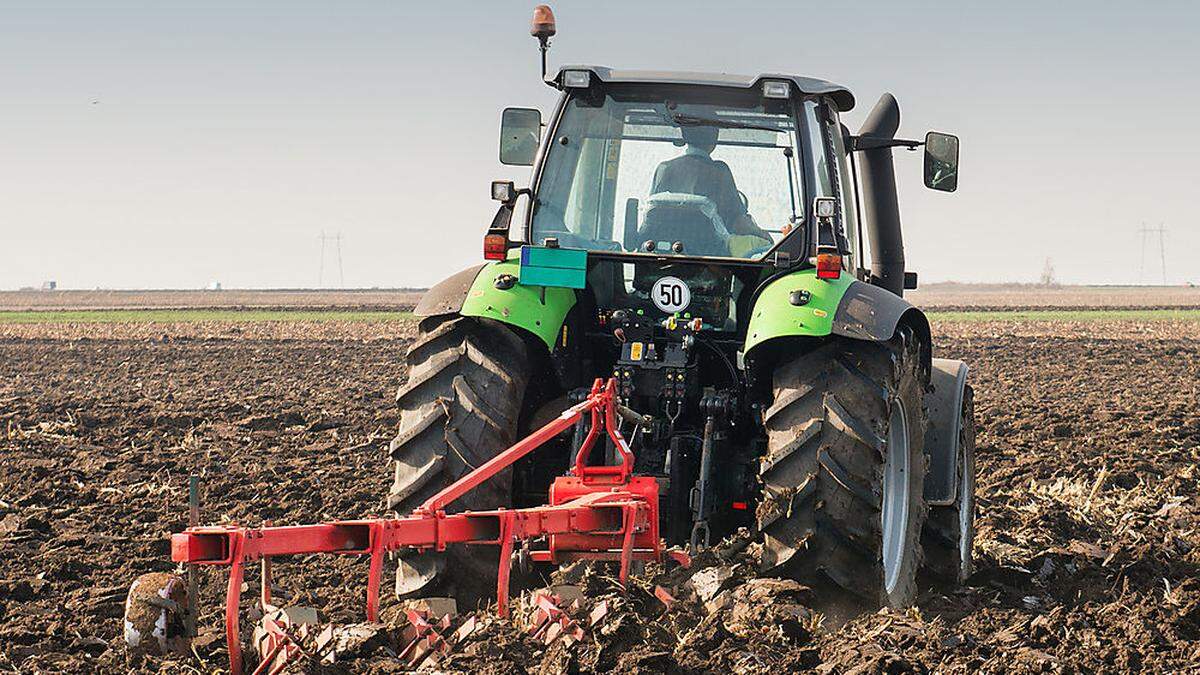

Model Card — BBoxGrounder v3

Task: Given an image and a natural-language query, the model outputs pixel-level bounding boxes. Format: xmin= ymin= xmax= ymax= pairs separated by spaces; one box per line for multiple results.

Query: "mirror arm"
xmin=488 ymin=188 xmax=534 ymax=247
xmin=489 ymin=204 xmax=514 ymax=232
xmin=850 ymin=135 xmax=923 ymax=152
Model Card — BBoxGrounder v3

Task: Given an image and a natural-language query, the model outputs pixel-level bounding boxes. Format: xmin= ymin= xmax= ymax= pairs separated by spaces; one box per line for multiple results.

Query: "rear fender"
xmin=745 ymin=271 xmax=931 ymax=372
xmin=924 ymin=359 xmax=970 ymax=505
xmin=414 ymin=264 xmax=487 ymax=317
xmin=413 ymin=261 xmax=576 ymax=352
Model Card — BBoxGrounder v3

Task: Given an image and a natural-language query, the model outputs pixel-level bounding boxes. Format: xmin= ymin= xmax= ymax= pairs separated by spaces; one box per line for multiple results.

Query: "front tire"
xmin=387 ymin=315 xmax=529 ymax=605
xmin=758 ymin=330 xmax=928 ymax=609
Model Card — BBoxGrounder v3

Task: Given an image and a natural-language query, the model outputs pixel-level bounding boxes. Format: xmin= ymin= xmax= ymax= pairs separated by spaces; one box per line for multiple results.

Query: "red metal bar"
xmin=226 ymin=546 xmax=245 ymax=675
xmin=249 ymin=640 xmax=283 ymax=675
xmin=365 ymin=521 xmax=384 ymax=622
xmin=418 ymin=378 xmax=608 ymax=515
xmin=173 ymin=499 xmax=653 ymax=566
xmin=618 ymin=504 xmax=636 ymax=586
xmin=496 ymin=512 xmax=515 ymax=617
xmin=572 ymin=379 xmax=635 ymax=483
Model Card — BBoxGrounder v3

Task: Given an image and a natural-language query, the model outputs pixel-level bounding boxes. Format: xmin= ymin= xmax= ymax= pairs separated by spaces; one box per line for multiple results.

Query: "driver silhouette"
xmin=651 ymin=125 xmax=745 ymax=229
xmin=651 ymin=125 xmax=771 ymax=256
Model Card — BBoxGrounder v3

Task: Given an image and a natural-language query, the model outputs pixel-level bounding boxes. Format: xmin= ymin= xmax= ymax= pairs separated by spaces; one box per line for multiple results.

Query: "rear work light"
xmin=562 ymin=70 xmax=591 ymax=88
xmin=762 ymin=80 xmax=790 ymax=99
xmin=816 ymin=252 xmax=842 ymax=280
xmin=484 ymin=233 xmax=509 ymax=260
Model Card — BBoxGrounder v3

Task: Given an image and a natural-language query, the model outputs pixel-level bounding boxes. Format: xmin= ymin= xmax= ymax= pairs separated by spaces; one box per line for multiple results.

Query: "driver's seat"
xmin=635 ymin=192 xmax=729 ymax=257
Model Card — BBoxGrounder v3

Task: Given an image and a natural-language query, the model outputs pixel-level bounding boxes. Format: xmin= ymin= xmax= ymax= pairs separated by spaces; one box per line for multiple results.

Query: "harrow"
xmin=125 ymin=378 xmax=688 ymax=674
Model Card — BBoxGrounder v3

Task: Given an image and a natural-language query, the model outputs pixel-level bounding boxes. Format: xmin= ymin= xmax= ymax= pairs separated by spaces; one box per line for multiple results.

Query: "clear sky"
xmin=3 ymin=1 xmax=1198 ymax=289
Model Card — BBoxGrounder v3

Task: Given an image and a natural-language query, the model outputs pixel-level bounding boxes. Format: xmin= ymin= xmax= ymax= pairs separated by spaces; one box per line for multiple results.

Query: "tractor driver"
xmin=651 ymin=125 xmax=771 ymax=257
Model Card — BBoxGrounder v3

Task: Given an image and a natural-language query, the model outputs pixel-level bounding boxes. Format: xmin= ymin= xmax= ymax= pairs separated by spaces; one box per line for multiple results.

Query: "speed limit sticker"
xmin=651 ymin=276 xmax=691 ymax=313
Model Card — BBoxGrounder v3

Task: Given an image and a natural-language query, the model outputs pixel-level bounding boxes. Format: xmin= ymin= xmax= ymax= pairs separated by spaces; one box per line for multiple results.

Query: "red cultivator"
xmin=137 ymin=378 xmax=688 ymax=674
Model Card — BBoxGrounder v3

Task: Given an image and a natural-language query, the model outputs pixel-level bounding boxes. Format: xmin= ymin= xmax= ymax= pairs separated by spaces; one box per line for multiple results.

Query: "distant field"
xmin=0 ymin=289 xmax=423 ymax=311
xmin=908 ymin=283 xmax=1200 ymax=309
xmin=0 ymin=309 xmax=412 ymax=323
xmin=927 ymin=308 xmax=1200 ymax=322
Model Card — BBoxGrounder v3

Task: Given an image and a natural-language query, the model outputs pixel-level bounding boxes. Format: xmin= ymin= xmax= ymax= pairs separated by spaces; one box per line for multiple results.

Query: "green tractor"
xmin=390 ymin=6 xmax=974 ymax=611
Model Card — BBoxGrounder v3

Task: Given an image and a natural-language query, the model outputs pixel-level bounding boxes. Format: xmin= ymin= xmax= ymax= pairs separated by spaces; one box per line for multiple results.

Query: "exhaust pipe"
xmin=858 ymin=93 xmax=905 ymax=297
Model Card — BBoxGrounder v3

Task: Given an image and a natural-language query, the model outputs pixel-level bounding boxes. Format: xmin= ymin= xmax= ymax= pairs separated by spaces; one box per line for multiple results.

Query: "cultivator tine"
xmin=225 ymin=539 xmax=247 ymax=675
xmin=260 ymin=524 xmax=274 ymax=609
xmin=496 ymin=512 xmax=515 ymax=617
xmin=397 ymin=609 xmax=454 ymax=668
xmin=251 ymin=613 xmax=300 ymax=675
xmin=365 ymin=523 xmax=384 ymax=622
xmin=186 ymin=474 xmax=200 ymax=639
xmin=529 ymin=592 xmax=586 ymax=645
xmin=619 ymin=504 xmax=636 ymax=586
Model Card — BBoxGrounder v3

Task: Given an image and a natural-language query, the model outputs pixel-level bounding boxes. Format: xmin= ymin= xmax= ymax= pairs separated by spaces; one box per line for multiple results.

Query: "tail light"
xmin=483 ymin=233 xmax=508 ymax=260
xmin=816 ymin=252 xmax=842 ymax=280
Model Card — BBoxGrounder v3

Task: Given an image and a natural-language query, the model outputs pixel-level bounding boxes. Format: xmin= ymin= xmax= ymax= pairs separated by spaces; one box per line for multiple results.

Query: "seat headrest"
xmin=642 ymin=192 xmax=729 ymax=238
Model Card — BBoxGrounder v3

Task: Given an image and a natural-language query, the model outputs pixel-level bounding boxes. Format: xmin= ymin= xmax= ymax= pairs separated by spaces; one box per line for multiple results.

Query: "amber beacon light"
xmin=531 ymin=5 xmax=557 ymax=79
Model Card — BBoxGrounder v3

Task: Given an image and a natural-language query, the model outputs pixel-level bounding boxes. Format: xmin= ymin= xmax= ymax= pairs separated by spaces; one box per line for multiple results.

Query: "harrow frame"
xmin=167 ymin=378 xmax=686 ymax=674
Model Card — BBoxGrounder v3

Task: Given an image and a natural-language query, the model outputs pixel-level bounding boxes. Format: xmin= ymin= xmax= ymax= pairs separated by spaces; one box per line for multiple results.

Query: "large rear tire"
xmin=387 ymin=315 xmax=529 ymax=605
xmin=921 ymin=385 xmax=976 ymax=584
xmin=758 ymin=330 xmax=928 ymax=609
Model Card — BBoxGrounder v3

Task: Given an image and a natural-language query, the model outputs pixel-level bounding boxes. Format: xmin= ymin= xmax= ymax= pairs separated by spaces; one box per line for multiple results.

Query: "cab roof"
xmin=554 ymin=65 xmax=855 ymax=112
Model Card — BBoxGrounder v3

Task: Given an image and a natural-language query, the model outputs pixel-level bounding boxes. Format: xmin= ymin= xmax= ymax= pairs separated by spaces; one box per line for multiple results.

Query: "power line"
xmin=1137 ymin=224 xmax=1167 ymax=285
xmin=317 ymin=231 xmax=344 ymax=288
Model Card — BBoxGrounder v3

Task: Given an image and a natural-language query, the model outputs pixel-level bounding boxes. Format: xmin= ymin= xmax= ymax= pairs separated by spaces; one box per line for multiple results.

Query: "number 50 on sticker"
xmin=651 ymin=276 xmax=691 ymax=313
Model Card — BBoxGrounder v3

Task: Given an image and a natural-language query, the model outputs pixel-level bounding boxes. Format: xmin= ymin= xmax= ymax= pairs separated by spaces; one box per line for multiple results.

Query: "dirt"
xmin=4 ymin=283 xmax=1198 ymax=313
xmin=1 ymin=318 xmax=1198 ymax=673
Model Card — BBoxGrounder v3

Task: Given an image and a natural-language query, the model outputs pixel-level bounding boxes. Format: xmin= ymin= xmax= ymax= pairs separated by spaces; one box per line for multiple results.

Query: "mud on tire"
xmin=758 ymin=328 xmax=928 ymax=609
xmin=388 ymin=315 xmax=529 ymax=606
xmin=921 ymin=385 xmax=976 ymax=585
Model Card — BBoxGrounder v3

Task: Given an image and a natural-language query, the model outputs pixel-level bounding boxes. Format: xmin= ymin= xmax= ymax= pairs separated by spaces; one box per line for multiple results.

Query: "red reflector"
xmin=483 ymin=233 xmax=508 ymax=260
xmin=816 ymin=253 xmax=842 ymax=280
xmin=731 ymin=501 xmax=748 ymax=511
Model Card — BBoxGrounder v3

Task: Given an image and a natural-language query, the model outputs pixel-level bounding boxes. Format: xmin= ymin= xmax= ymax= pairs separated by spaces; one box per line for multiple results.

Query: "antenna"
xmin=1137 ymin=224 xmax=1168 ymax=285
xmin=317 ymin=231 xmax=345 ymax=288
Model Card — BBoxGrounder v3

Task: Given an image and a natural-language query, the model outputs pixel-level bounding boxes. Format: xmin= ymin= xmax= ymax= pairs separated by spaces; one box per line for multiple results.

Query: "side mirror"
xmin=923 ymin=131 xmax=959 ymax=192
xmin=500 ymin=107 xmax=542 ymax=166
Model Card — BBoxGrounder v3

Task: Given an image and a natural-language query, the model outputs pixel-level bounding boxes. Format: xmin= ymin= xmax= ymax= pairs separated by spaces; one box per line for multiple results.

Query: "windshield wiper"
xmin=670 ymin=112 xmax=786 ymax=135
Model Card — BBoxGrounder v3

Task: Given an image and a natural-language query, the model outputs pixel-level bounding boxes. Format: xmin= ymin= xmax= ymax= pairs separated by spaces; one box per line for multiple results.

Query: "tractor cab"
xmin=496 ymin=66 xmax=862 ymax=334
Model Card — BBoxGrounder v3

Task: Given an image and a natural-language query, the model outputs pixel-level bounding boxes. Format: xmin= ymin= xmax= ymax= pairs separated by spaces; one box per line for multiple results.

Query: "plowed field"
xmin=1 ymin=317 xmax=1197 ymax=673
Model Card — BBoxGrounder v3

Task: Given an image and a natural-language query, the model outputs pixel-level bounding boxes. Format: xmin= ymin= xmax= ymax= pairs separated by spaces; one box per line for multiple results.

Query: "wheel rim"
xmin=881 ymin=401 xmax=910 ymax=596
xmin=958 ymin=444 xmax=975 ymax=578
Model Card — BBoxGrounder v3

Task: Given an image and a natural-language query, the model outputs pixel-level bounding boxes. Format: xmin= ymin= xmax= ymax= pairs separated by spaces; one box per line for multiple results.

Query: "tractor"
xmin=130 ymin=7 xmax=976 ymax=671
xmin=389 ymin=5 xmax=975 ymax=612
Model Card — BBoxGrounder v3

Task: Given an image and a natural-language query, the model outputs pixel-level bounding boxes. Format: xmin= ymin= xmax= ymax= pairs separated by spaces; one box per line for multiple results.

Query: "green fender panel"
xmin=745 ymin=271 xmax=928 ymax=357
xmin=459 ymin=259 xmax=577 ymax=351
xmin=745 ymin=269 xmax=855 ymax=353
